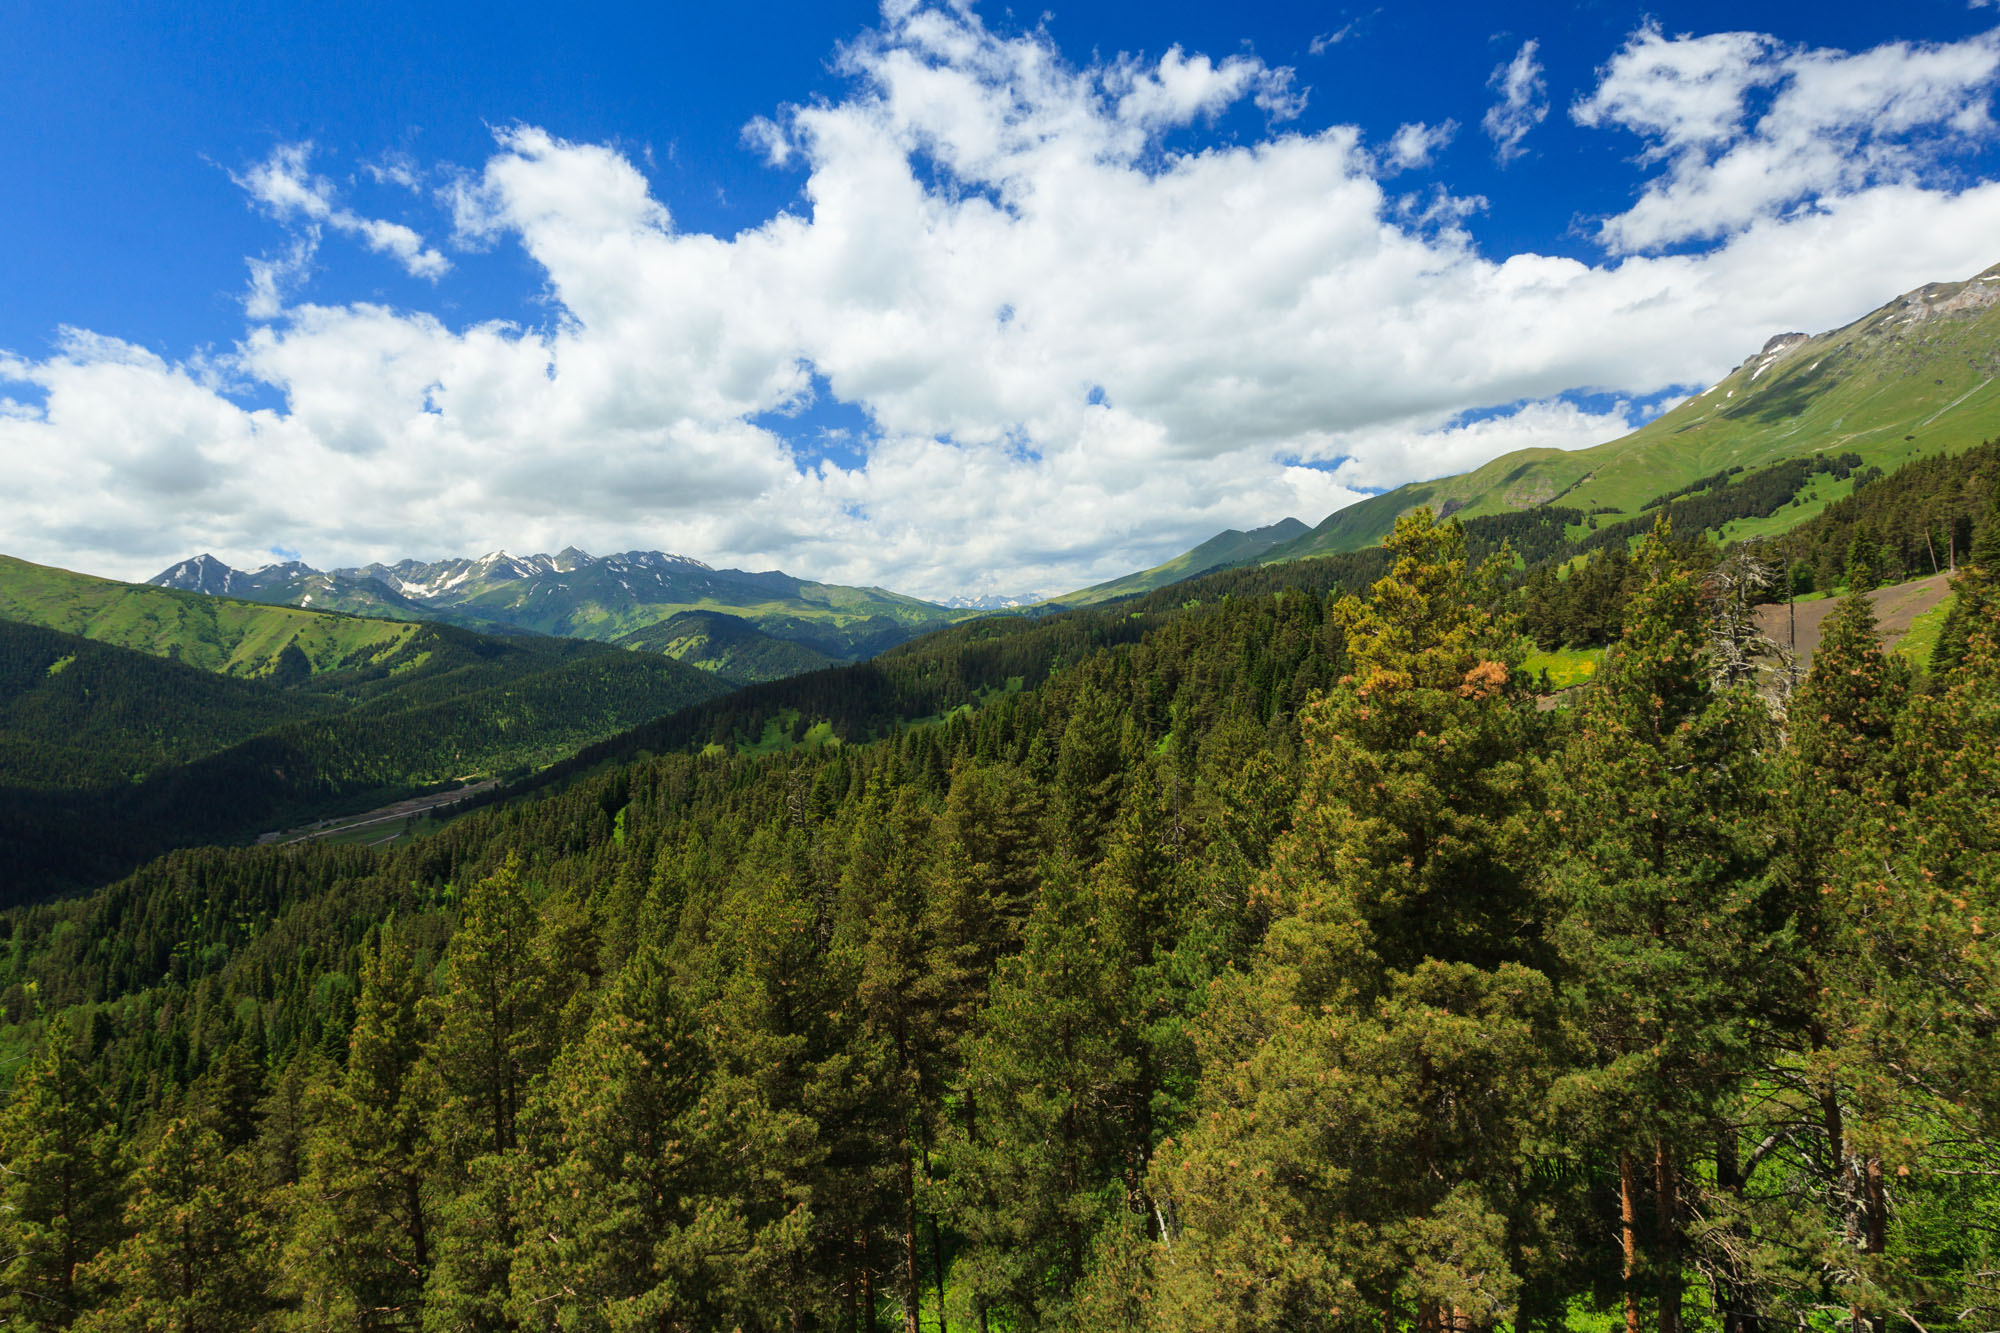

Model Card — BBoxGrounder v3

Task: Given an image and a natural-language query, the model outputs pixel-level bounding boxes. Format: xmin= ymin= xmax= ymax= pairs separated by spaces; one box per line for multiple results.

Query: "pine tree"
xmin=422 ymin=854 xmax=551 ymax=1331
xmin=693 ymin=826 xmax=882 ymax=1328
xmin=283 ymin=927 xmax=435 ymax=1331
xmin=432 ymin=852 xmax=547 ymax=1164
xmin=930 ymin=759 xmax=1045 ymax=987
xmin=1134 ymin=510 xmax=1564 ymax=1333
xmin=73 ymin=1118 xmax=269 ymax=1333
xmin=1146 ymin=960 xmax=1561 ymax=1333
xmin=1545 ymin=522 xmax=1775 ymax=1333
xmin=944 ymin=863 xmax=1145 ymax=1331
xmin=836 ymin=780 xmax=955 ymax=1333
xmin=1930 ymin=488 xmax=2000 ymax=675
xmin=0 ymin=1019 xmax=122 ymax=1331
xmin=1261 ymin=509 xmax=1539 ymax=974
xmin=195 ymin=1036 xmax=269 ymax=1152
xmin=1820 ymin=557 xmax=2000 ymax=1331
xmin=1049 ymin=683 xmax=1128 ymax=863
xmin=1749 ymin=589 xmax=1913 ymax=1333
xmin=509 ymin=947 xmax=742 ymax=1330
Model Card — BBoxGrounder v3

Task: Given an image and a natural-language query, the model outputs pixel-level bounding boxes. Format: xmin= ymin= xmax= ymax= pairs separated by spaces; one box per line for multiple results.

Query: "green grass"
xmin=1896 ymin=594 xmax=1954 ymax=668
xmin=1523 ymin=647 xmax=1604 ymax=690
xmin=1715 ymin=474 xmax=1859 ymax=545
xmin=737 ymin=709 xmax=845 ymax=757
xmin=1049 ymin=519 xmax=1311 ymax=607
xmin=0 ymin=553 xmax=421 ymax=679
xmin=1258 ymin=268 xmax=2000 ymax=562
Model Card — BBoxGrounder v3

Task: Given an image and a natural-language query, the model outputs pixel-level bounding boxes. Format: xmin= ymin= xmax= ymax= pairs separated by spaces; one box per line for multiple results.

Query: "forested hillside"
xmin=0 ymin=553 xmax=429 ymax=680
xmin=1 ymin=506 xmax=1996 ymax=1333
xmin=613 ymin=610 xmax=844 ymax=684
xmin=0 ymin=578 xmax=731 ymax=898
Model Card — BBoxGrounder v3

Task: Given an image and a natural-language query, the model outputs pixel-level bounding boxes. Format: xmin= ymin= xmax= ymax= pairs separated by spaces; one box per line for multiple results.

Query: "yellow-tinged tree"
xmin=75 ymin=1118 xmax=269 ymax=1333
xmin=1131 ymin=510 xmax=1567 ymax=1333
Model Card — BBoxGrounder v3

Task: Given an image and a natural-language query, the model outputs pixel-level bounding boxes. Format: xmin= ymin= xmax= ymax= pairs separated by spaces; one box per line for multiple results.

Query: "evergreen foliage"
xmin=2 ymin=507 xmax=1998 ymax=1332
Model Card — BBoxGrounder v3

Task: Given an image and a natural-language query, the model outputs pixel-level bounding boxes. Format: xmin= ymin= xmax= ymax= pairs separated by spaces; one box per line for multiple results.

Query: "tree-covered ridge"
xmin=1 ymin=507 xmax=1997 ymax=1332
xmin=1768 ymin=437 xmax=2000 ymax=593
xmin=0 ymin=620 xmax=340 ymax=791
xmin=0 ymin=618 xmax=729 ymax=901
xmin=613 ymin=609 xmax=844 ymax=685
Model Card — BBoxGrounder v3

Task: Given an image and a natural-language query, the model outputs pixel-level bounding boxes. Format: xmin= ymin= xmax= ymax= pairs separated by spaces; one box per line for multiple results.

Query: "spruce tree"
xmin=0 ymin=1020 xmax=122 ymax=1331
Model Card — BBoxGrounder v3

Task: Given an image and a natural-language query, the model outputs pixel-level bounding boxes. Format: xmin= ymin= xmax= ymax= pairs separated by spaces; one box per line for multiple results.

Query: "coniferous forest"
xmin=3 ymin=507 xmax=1999 ymax=1333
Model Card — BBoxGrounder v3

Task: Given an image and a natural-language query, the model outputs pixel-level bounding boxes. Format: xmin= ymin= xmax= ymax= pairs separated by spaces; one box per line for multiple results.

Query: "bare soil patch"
xmin=1751 ymin=572 xmax=1953 ymax=672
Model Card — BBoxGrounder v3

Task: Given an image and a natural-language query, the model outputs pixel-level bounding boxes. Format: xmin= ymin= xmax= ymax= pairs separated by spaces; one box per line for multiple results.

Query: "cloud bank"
xmin=5 ymin=6 xmax=2000 ymax=599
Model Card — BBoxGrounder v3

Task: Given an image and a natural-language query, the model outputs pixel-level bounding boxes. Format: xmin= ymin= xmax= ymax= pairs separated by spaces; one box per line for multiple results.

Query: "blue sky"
xmin=5 ymin=0 xmax=2000 ymax=597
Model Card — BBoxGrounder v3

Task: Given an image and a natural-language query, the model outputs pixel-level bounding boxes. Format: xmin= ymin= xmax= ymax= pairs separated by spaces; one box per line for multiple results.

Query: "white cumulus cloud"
xmin=4 ymin=7 xmax=2000 ymax=601
xmin=234 ymin=142 xmax=451 ymax=293
xmin=1382 ymin=120 xmax=1457 ymax=171
xmin=1577 ymin=22 xmax=2000 ymax=251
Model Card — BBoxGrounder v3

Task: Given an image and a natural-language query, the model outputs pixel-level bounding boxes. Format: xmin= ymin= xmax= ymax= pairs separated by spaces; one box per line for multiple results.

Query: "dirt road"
xmin=258 ymin=778 xmax=502 ymax=846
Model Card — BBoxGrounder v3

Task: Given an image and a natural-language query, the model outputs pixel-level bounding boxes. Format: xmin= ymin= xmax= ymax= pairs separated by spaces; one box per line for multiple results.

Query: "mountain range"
xmin=151 ymin=546 xmax=962 ymax=677
xmin=0 ymin=551 xmax=731 ymax=896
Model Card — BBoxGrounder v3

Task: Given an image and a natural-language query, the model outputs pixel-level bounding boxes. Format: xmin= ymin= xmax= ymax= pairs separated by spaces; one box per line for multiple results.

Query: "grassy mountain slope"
xmin=613 ymin=610 xmax=842 ymax=683
xmin=1048 ymin=517 xmax=1311 ymax=607
xmin=1253 ymin=261 xmax=2000 ymax=564
xmin=0 ymin=554 xmax=427 ymax=679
